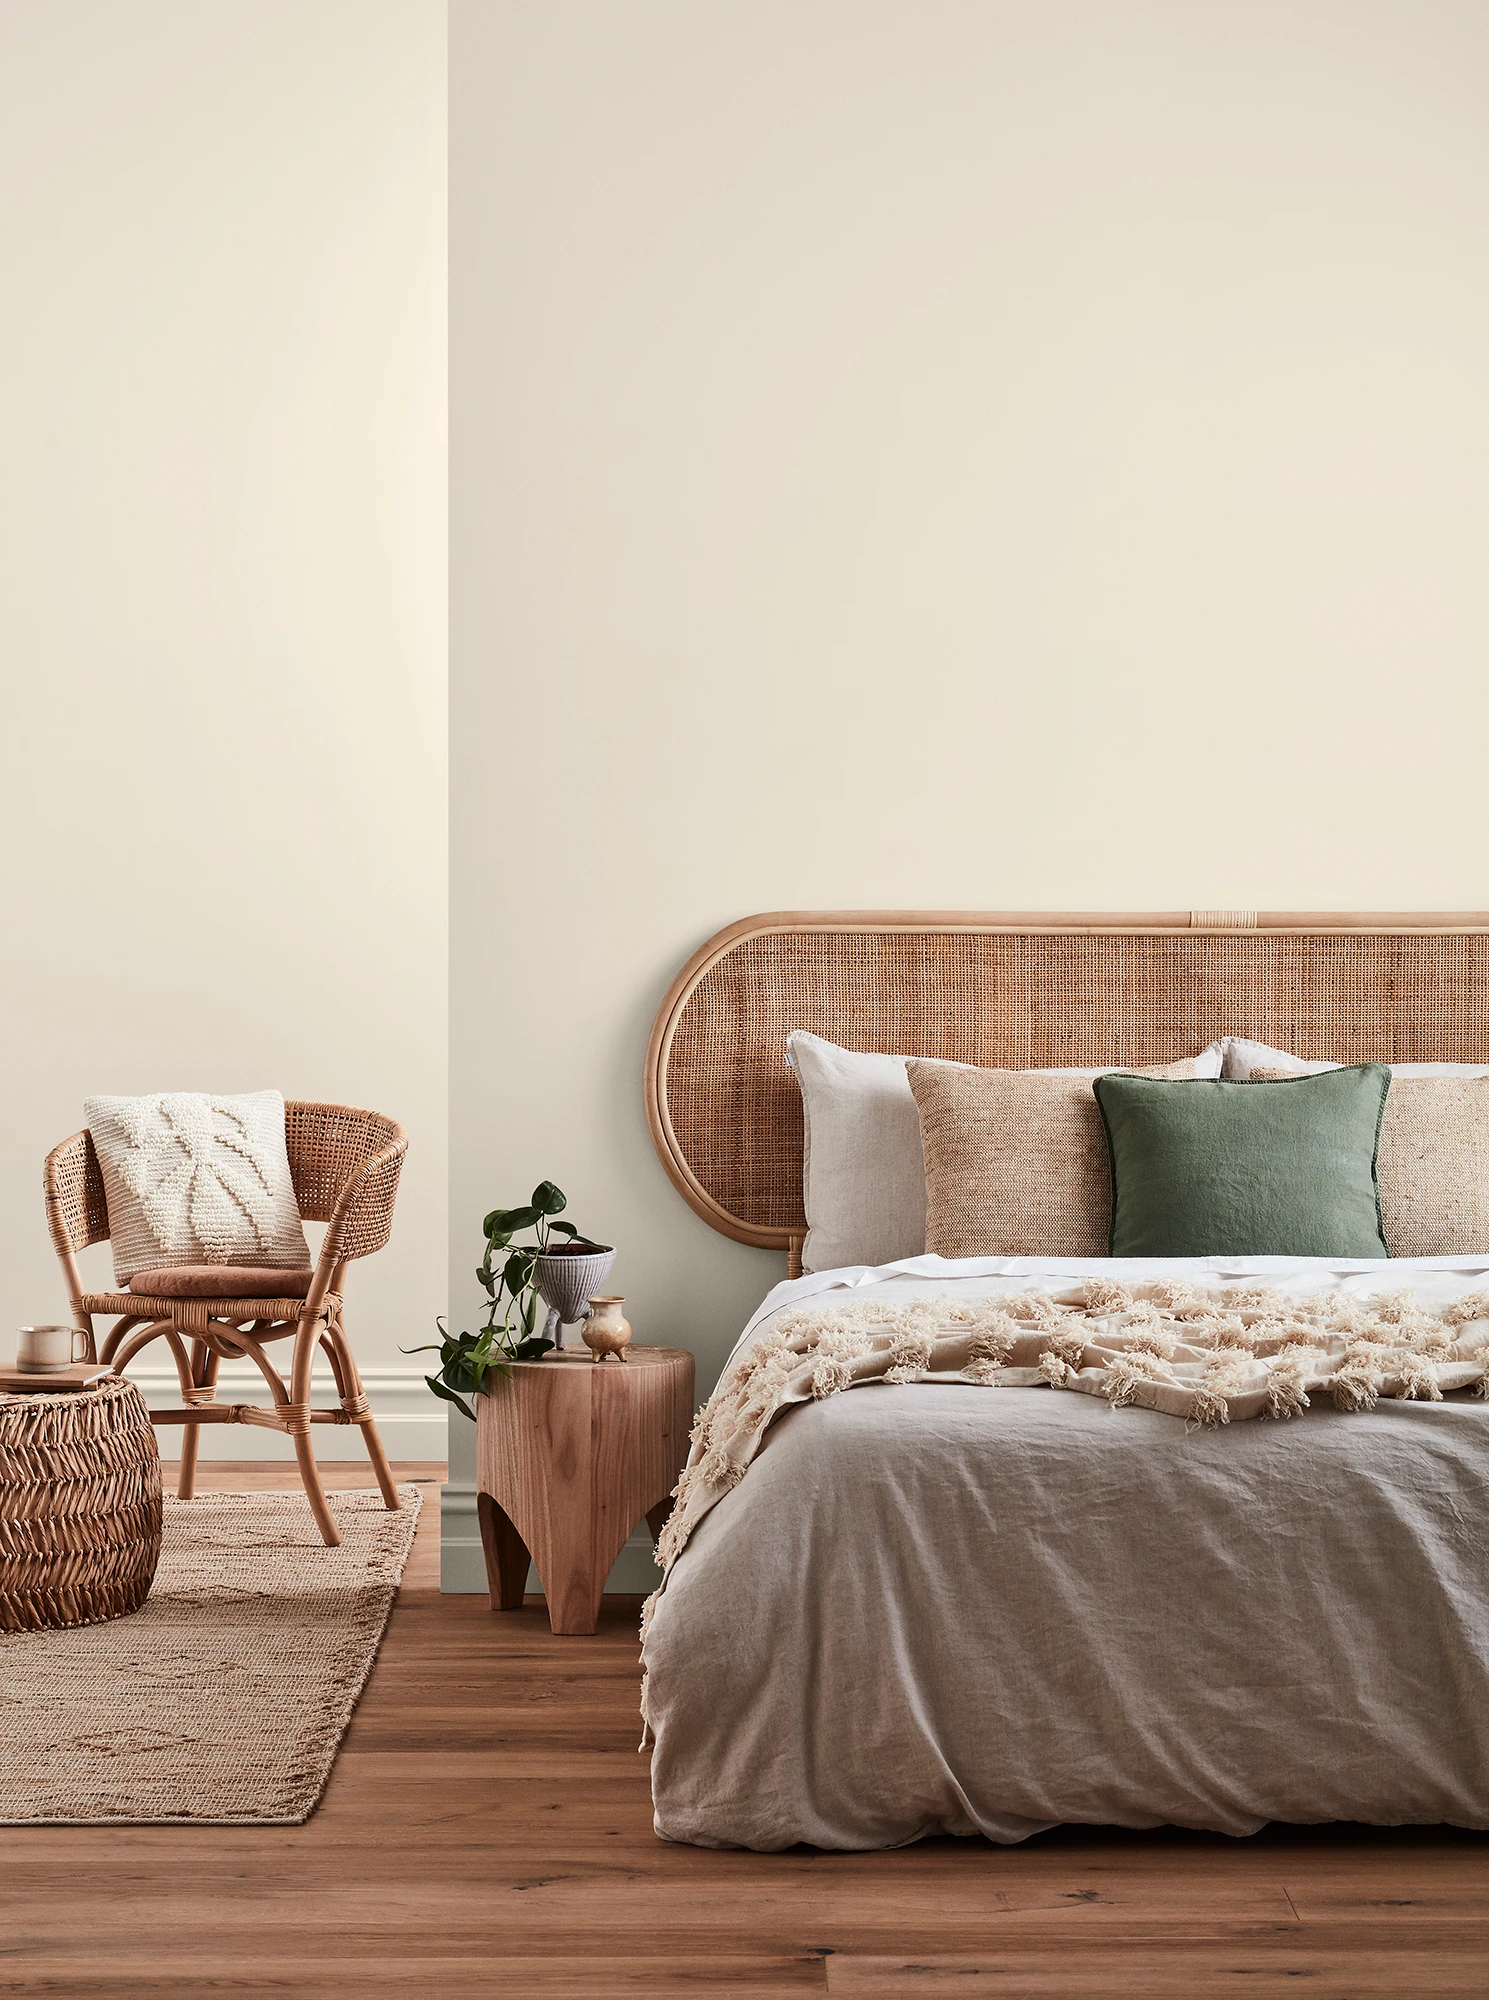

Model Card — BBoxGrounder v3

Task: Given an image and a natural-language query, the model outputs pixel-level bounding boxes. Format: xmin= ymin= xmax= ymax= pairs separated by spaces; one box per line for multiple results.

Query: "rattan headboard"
xmin=644 ymin=909 xmax=1489 ymax=1263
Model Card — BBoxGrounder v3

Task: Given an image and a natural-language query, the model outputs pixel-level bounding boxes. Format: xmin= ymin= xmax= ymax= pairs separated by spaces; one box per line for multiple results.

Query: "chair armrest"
xmin=320 ymin=1129 xmax=409 ymax=1267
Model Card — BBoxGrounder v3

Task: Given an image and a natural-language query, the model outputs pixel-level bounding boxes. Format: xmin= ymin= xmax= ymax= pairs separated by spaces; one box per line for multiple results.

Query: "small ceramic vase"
xmin=533 ymin=1246 xmax=615 ymax=1350
xmin=582 ymin=1296 xmax=632 ymax=1363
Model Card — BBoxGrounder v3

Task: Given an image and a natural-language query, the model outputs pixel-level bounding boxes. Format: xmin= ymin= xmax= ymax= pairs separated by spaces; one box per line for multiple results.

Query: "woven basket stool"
xmin=0 ymin=1376 xmax=162 ymax=1633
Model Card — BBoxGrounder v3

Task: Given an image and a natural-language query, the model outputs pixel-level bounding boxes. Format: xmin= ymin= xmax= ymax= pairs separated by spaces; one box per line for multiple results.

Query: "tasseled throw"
xmin=1397 ymin=1353 xmax=1443 ymax=1402
xmin=637 ymin=1279 xmax=1489 ymax=1649
xmin=1103 ymin=1350 xmax=1165 ymax=1408
xmin=1082 ymin=1279 xmax=1133 ymax=1314
xmin=1265 ymin=1364 xmax=1310 ymax=1420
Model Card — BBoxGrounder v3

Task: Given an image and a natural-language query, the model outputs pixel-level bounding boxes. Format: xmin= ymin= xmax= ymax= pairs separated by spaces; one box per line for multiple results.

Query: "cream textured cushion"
xmin=1251 ymin=1068 xmax=1489 ymax=1257
xmin=788 ymin=1032 xmax=1223 ymax=1273
xmin=906 ymin=1058 xmax=1201 ymax=1259
xmin=85 ymin=1090 xmax=311 ymax=1286
xmin=1222 ymin=1036 xmax=1489 ymax=1081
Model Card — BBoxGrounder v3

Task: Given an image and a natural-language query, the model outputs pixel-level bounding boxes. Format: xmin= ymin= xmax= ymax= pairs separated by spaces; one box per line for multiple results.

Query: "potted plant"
xmin=409 ymin=1181 xmax=612 ymax=1418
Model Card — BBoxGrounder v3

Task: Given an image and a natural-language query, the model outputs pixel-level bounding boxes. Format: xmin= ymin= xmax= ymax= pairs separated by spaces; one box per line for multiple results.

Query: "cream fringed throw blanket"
xmin=641 ymin=1278 xmax=1489 ymax=1638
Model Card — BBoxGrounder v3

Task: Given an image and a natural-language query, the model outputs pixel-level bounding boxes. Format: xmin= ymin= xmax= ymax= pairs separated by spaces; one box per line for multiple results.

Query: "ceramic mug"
xmin=16 ymin=1325 xmax=90 ymax=1372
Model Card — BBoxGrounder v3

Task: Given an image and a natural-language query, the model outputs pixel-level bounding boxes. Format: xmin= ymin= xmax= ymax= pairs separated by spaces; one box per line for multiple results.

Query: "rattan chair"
xmin=43 ymin=1103 xmax=408 ymax=1547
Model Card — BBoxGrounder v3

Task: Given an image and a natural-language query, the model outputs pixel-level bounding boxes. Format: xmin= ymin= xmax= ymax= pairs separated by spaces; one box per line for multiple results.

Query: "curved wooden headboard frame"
xmin=645 ymin=909 xmax=1489 ymax=1276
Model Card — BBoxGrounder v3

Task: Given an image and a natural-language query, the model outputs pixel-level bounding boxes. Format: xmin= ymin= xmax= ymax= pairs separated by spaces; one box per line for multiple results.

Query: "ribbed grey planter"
xmin=533 ymin=1246 xmax=616 ymax=1350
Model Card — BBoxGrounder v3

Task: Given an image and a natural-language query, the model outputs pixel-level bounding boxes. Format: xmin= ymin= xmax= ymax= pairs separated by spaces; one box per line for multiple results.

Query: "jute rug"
xmin=0 ymin=1483 xmax=421 ymax=1826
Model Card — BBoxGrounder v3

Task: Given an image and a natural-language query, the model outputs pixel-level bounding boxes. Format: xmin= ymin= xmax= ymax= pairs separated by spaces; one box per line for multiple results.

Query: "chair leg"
xmin=326 ymin=1319 xmax=400 ymax=1511
xmin=176 ymin=1340 xmax=219 ymax=1501
xmin=177 ymin=1422 xmax=201 ymax=1502
xmin=292 ymin=1427 xmax=341 ymax=1548
xmin=290 ymin=1313 xmax=340 ymax=1548
xmin=359 ymin=1414 xmax=401 ymax=1512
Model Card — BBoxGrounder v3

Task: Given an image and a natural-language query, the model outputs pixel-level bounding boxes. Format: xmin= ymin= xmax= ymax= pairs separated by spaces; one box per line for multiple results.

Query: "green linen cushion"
xmin=1091 ymin=1066 xmax=1391 ymax=1259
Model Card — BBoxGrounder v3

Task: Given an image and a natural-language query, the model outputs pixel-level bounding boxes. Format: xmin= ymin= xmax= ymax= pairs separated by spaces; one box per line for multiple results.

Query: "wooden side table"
xmin=475 ymin=1345 xmax=694 ymax=1636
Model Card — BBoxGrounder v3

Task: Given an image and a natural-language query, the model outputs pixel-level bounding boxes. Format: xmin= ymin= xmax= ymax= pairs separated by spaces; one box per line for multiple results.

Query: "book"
xmin=0 ymin=1362 xmax=117 ymax=1395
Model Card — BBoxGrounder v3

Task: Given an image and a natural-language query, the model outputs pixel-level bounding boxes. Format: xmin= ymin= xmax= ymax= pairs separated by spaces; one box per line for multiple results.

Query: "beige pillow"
xmin=1253 ymin=1069 xmax=1489 ymax=1257
xmin=906 ymin=1059 xmax=1199 ymax=1258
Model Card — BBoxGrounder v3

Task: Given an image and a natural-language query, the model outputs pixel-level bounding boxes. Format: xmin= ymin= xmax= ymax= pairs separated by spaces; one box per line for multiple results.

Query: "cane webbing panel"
xmin=647 ymin=916 xmax=1489 ymax=1249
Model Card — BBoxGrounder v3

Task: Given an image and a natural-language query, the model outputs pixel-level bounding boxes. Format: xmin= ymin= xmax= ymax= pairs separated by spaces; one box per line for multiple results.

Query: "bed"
xmin=639 ymin=910 xmax=1489 ymax=1850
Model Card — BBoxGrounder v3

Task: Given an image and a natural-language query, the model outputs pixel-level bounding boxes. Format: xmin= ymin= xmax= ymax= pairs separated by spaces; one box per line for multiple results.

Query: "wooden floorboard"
xmin=2 ymin=1463 xmax=1486 ymax=1998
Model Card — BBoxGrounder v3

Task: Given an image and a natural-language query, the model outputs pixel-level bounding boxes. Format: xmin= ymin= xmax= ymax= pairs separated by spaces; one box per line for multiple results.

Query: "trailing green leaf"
xmin=503 ymin=1248 xmax=537 ymax=1293
xmin=414 ymin=1186 xmax=602 ymax=1414
xmin=509 ymin=1336 xmax=553 ymax=1361
xmin=425 ymin=1373 xmax=476 ymax=1421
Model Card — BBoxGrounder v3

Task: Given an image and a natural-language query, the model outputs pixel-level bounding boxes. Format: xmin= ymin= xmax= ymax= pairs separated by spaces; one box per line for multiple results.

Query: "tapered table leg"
xmin=477 ymin=1490 xmax=532 ymax=1611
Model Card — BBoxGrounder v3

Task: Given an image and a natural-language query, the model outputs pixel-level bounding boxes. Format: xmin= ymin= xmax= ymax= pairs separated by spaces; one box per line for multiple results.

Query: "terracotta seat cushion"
xmin=127 ymin=1265 xmax=316 ymax=1299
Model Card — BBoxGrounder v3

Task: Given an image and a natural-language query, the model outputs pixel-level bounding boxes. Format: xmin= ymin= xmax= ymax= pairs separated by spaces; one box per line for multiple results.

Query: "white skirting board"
xmin=437 ymin=1482 xmax=662 ymax=1596
xmin=124 ymin=1363 xmax=447 ymax=1463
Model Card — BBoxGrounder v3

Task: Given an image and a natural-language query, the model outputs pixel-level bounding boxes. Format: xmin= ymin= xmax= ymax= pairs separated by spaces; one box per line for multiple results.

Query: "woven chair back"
xmin=45 ymin=1102 xmax=406 ymax=1263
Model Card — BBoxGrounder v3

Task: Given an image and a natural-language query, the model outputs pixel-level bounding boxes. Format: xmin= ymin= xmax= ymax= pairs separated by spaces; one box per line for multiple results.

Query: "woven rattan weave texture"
xmin=0 ymin=1376 xmax=162 ymax=1632
xmin=645 ymin=911 xmax=1489 ymax=1253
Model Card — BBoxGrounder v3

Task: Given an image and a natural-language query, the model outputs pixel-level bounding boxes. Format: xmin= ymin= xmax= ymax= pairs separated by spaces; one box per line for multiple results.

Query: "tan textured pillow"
xmin=907 ymin=1058 xmax=1199 ymax=1258
xmin=1253 ymin=1069 xmax=1489 ymax=1257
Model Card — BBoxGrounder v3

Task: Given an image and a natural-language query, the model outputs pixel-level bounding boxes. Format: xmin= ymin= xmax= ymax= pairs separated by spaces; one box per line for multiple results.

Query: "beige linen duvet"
xmin=641 ymin=1255 xmax=1489 ymax=1851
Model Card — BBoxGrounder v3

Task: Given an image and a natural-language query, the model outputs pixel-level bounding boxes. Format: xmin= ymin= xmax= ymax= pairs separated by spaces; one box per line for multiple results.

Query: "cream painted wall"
xmin=451 ymin=0 xmax=1489 ymax=1583
xmin=0 ymin=1 xmax=447 ymax=1460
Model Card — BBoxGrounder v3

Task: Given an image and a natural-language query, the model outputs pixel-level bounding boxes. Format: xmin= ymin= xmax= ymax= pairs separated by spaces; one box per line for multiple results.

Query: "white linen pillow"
xmin=1221 ymin=1036 xmax=1489 ymax=1080
xmin=1221 ymin=1038 xmax=1336 ymax=1080
xmin=85 ymin=1089 xmax=311 ymax=1286
xmin=786 ymin=1031 xmax=1224 ymax=1274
